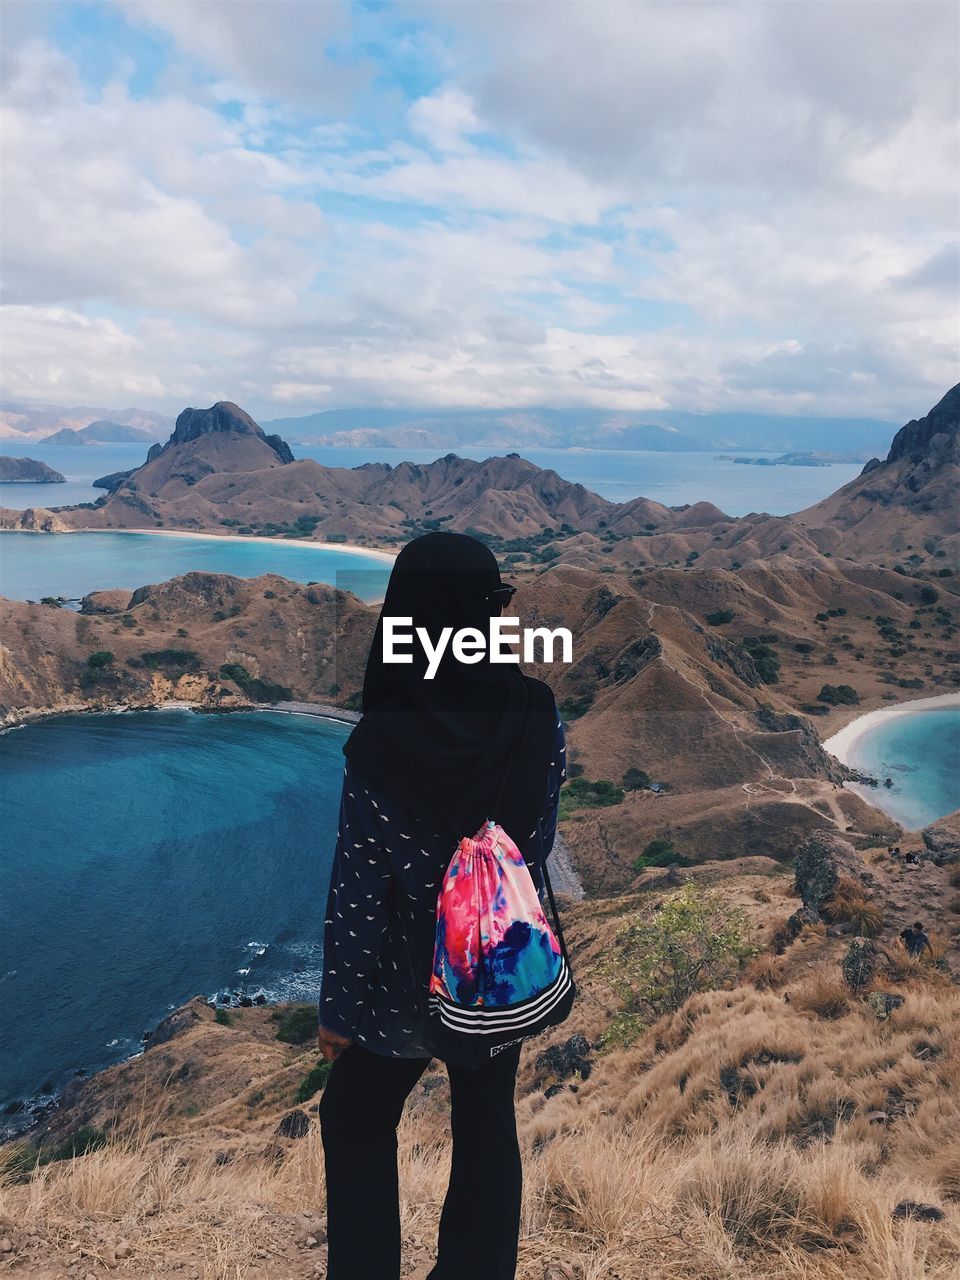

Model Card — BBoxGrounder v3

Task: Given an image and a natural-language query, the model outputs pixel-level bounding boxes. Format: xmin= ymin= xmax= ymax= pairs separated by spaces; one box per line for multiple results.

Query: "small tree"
xmin=605 ymin=883 xmax=755 ymax=1017
xmin=623 ymin=767 xmax=651 ymax=791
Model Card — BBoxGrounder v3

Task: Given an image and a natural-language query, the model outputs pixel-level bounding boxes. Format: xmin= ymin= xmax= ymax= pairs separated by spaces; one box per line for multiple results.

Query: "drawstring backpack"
xmin=398 ymin=732 xmax=576 ymax=1070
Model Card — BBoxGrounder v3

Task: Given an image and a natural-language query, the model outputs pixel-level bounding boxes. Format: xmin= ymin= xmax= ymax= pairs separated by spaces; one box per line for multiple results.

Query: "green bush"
xmin=296 ymin=1060 xmax=332 ymax=1103
xmin=816 ymin=683 xmax=859 ymax=706
xmin=559 ymin=695 xmax=592 ymax=720
xmin=87 ymin=650 xmax=115 ymax=668
xmin=43 ymin=1125 xmax=107 ymax=1165
xmin=218 ymin=663 xmax=292 ymax=703
xmin=559 ymin=777 xmax=624 ymax=819
xmin=141 ymin=648 xmax=199 ymax=670
xmin=214 ymin=1008 xmax=234 ymax=1027
xmin=740 ymin=636 xmax=780 ymax=684
xmin=632 ymin=837 xmax=690 ymax=873
xmin=705 ymin=608 xmax=735 ymax=625
xmin=623 ymin=767 xmax=651 ymax=791
xmin=601 ymin=883 xmax=755 ymax=1018
xmin=276 ymin=1005 xmax=318 ymax=1045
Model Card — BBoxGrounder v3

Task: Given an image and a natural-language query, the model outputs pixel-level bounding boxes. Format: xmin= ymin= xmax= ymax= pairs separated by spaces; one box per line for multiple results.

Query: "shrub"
xmin=559 ymin=777 xmax=624 ymax=818
xmin=790 ymin=973 xmax=851 ymax=1019
xmin=632 ymin=837 xmax=690 ymax=873
xmin=141 ymin=648 xmax=199 ymax=670
xmin=603 ymin=883 xmax=755 ymax=1017
xmin=296 ymin=1060 xmax=332 ymax=1103
xmin=42 ymin=1125 xmax=108 ymax=1165
xmin=822 ymin=877 xmax=884 ymax=937
xmin=559 ymin=695 xmax=592 ymax=720
xmin=705 ymin=608 xmax=735 ymax=625
xmin=219 ymin=663 xmax=292 ymax=702
xmin=741 ymin=637 xmax=780 ymax=684
xmin=214 ymin=1008 xmax=234 ymax=1027
xmin=276 ymin=1005 xmax=317 ymax=1045
xmin=816 ymin=683 xmax=860 ymax=706
xmin=86 ymin=650 xmax=115 ymax=668
xmin=622 ymin=767 xmax=651 ymax=791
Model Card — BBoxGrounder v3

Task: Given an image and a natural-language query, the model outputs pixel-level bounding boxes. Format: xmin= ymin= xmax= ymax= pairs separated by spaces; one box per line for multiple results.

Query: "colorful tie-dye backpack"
xmin=401 ymin=807 xmax=575 ymax=1069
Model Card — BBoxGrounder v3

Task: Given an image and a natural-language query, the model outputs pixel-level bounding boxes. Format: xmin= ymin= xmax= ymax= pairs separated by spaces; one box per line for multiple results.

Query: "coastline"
xmin=0 ymin=524 xmax=398 ymax=565
xmin=821 ymin=691 xmax=960 ymax=766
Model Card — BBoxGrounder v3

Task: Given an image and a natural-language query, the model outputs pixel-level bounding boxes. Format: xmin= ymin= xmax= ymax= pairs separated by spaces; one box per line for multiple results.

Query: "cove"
xmin=826 ymin=698 xmax=960 ymax=830
xmin=0 ymin=530 xmax=391 ymax=603
xmin=0 ymin=709 xmax=346 ymax=1126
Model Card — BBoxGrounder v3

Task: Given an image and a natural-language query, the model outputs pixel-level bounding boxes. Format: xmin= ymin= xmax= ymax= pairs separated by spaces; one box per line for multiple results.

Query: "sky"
xmin=1 ymin=0 xmax=957 ymax=422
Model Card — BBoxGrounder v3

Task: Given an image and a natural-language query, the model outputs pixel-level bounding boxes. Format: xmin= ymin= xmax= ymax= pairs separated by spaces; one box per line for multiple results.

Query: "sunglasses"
xmin=487 ymin=583 xmax=517 ymax=606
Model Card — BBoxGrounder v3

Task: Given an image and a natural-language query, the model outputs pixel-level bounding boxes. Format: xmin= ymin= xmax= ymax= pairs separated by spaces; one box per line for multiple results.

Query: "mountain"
xmin=0 ymin=400 xmax=171 ymax=441
xmin=42 ymin=421 xmax=161 ymax=446
xmin=789 ymin=385 xmax=959 ymax=565
xmin=0 ymin=457 xmax=65 ymax=483
xmin=263 ymin=405 xmax=897 ymax=454
xmin=3 ymin=390 xmax=953 ymax=575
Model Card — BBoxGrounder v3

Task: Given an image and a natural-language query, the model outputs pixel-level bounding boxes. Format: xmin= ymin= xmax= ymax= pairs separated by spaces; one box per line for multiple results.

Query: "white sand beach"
xmin=822 ymin=691 xmax=960 ymax=766
xmin=72 ymin=526 xmax=398 ymax=564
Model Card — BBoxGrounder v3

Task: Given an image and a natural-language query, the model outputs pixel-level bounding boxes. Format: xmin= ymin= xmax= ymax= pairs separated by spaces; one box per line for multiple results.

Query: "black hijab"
xmin=343 ymin=532 xmax=557 ymax=845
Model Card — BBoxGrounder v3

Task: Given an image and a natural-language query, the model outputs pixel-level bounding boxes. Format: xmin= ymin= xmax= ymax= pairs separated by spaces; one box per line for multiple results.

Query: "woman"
xmin=317 ymin=531 xmax=566 ymax=1280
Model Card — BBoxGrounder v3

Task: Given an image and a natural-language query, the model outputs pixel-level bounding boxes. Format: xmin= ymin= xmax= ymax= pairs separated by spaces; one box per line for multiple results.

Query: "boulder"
xmin=275 ymin=1109 xmax=311 ymax=1139
xmin=842 ymin=938 xmax=880 ymax=991
xmin=921 ymin=810 xmax=960 ymax=866
xmin=892 ymin=1200 xmax=945 ymax=1223
xmin=534 ymin=1033 xmax=593 ymax=1086
xmin=865 ymin=991 xmax=905 ymax=1020
xmin=794 ymin=830 xmax=866 ymax=919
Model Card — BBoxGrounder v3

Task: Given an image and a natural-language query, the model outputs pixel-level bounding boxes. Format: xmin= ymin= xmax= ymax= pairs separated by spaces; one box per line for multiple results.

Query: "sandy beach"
xmin=5 ymin=522 xmax=396 ymax=563
xmin=822 ymin=691 xmax=960 ymax=766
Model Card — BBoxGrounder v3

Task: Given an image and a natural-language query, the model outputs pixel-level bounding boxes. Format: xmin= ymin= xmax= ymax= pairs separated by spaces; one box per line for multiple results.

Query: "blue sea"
xmin=0 ymin=531 xmax=390 ymax=603
xmin=843 ymin=705 xmax=960 ymax=830
xmin=0 ymin=709 xmax=345 ymax=1124
xmin=0 ymin=440 xmax=865 ymax=517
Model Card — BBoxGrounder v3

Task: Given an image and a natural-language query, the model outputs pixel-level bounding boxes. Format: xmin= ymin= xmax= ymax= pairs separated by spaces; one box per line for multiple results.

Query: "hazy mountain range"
xmin=0 ymin=399 xmax=897 ymax=457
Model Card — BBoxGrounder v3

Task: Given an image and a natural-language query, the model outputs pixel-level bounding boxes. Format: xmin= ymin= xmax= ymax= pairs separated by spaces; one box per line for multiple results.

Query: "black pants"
xmin=319 ymin=1040 xmax=523 ymax=1279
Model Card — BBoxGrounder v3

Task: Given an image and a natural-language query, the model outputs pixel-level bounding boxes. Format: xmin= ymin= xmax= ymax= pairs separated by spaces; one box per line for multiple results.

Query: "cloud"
xmin=0 ymin=1 xmax=956 ymax=423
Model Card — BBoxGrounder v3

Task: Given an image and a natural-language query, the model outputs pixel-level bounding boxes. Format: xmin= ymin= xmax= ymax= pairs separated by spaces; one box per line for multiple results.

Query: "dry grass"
xmin=790 ymin=973 xmax=852 ymax=1019
xmin=4 ymin=984 xmax=960 ymax=1280
xmin=823 ymin=876 xmax=886 ymax=937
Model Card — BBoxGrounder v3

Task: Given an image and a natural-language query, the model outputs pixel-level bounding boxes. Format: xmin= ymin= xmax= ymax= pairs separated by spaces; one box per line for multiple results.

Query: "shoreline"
xmin=821 ymin=691 xmax=960 ymax=766
xmin=0 ymin=524 xmax=398 ymax=565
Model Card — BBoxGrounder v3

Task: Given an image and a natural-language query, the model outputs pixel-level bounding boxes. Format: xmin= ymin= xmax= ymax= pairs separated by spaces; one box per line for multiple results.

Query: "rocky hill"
xmin=0 ymin=457 xmax=64 ymax=483
xmin=1 ymin=825 xmax=957 ymax=1280
xmin=2 ymin=556 xmax=955 ymax=892
xmin=787 ymin=384 xmax=959 ymax=565
xmin=2 ymin=389 xmax=954 ymax=573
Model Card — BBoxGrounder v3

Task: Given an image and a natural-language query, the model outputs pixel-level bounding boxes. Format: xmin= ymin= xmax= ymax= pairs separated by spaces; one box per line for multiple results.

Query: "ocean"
xmin=0 ymin=709 xmax=345 ymax=1124
xmin=0 ymin=530 xmax=391 ymax=603
xmin=0 ymin=440 xmax=865 ymax=518
xmin=842 ymin=706 xmax=960 ymax=830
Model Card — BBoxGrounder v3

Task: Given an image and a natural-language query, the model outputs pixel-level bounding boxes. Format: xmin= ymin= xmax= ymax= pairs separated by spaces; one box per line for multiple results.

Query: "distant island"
xmin=41 ymin=421 xmax=159 ymax=446
xmin=714 ymin=451 xmax=834 ymax=467
xmin=0 ymin=456 xmax=65 ymax=484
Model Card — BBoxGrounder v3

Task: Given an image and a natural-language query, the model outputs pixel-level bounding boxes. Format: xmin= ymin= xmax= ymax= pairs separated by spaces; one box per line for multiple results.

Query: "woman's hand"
xmin=318 ymin=1024 xmax=353 ymax=1063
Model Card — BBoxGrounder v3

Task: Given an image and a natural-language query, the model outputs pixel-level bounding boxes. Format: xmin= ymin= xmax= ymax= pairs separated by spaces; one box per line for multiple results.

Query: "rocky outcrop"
xmin=921 ymin=810 xmax=960 ymax=865
xmin=885 ymin=384 xmax=959 ymax=465
xmin=93 ymin=469 xmax=135 ymax=493
xmin=794 ymin=830 xmax=867 ymax=919
xmin=80 ymin=589 xmax=133 ymax=614
xmin=167 ymin=401 xmax=294 ymax=465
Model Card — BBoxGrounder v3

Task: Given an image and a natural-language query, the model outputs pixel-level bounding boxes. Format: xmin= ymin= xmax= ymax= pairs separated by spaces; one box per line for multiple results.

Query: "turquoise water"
xmin=0 ymin=531 xmax=390 ymax=602
xmin=845 ymin=706 xmax=960 ymax=829
xmin=0 ymin=440 xmax=864 ymax=517
xmin=0 ymin=710 xmax=345 ymax=1122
